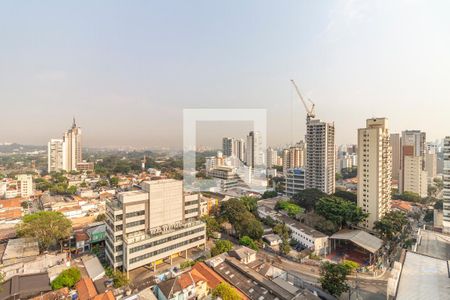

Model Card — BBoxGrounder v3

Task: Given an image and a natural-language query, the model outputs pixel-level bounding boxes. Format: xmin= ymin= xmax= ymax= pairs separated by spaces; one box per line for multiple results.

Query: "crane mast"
xmin=290 ymin=79 xmax=316 ymax=123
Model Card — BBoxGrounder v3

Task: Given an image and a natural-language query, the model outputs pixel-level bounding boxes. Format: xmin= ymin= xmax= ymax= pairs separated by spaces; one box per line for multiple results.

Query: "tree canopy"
xmin=239 ymin=236 xmax=258 ymax=250
xmin=16 ymin=211 xmax=72 ymax=251
xmin=333 ymin=190 xmax=357 ymax=203
xmin=211 ymin=239 xmax=233 ymax=256
xmin=373 ymin=211 xmax=408 ymax=241
xmin=315 ymin=196 xmax=368 ymax=229
xmin=220 ymin=197 xmax=263 ymax=240
xmin=212 ymin=282 xmax=241 ymax=300
xmin=51 ymin=267 xmax=81 ymax=290
xmin=275 ymin=200 xmax=304 ymax=217
xmin=261 ymin=190 xmax=278 ymax=199
xmin=291 ymin=189 xmax=326 ymax=212
xmin=319 ymin=262 xmax=351 ymax=297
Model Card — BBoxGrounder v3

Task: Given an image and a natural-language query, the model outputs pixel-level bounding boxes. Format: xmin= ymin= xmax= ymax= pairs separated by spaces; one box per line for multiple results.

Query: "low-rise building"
xmin=257 ymin=199 xmax=328 ymax=255
xmin=105 ymin=179 xmax=206 ymax=273
xmin=284 ymin=168 xmax=305 ymax=196
xmin=154 ymin=270 xmax=208 ymax=300
xmin=228 ymin=246 xmax=257 ymax=264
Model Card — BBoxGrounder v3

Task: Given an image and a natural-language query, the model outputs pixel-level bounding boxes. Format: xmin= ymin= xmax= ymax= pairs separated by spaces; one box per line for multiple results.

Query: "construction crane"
xmin=290 ymin=79 xmax=315 ymax=123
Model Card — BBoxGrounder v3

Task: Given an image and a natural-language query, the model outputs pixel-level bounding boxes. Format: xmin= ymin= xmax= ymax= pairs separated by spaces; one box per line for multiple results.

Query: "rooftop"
xmin=396 ymin=251 xmax=450 ymax=300
xmin=277 ymin=214 xmax=327 ymax=238
xmin=2 ymin=237 xmax=39 ymax=263
xmin=76 ymin=277 xmax=98 ymax=300
xmin=330 ymin=230 xmax=383 ymax=254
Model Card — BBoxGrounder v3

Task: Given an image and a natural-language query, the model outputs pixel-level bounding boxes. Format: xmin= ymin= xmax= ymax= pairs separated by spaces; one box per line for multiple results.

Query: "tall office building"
xmin=48 ymin=119 xmax=83 ymax=172
xmin=105 ymin=179 xmax=206 ymax=272
xmin=282 ymin=142 xmax=306 ymax=174
xmin=443 ymin=137 xmax=450 ymax=234
xmin=390 ymin=133 xmax=401 ymax=180
xmin=305 ymin=119 xmax=335 ymax=194
xmin=48 ymin=139 xmax=65 ymax=172
xmin=399 ymin=130 xmax=427 ymax=197
xmin=357 ymin=118 xmax=392 ymax=229
xmin=246 ymin=131 xmax=263 ymax=168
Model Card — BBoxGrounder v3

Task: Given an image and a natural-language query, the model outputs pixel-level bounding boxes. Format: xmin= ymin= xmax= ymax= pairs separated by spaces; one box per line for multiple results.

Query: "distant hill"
xmin=0 ymin=143 xmax=46 ymax=154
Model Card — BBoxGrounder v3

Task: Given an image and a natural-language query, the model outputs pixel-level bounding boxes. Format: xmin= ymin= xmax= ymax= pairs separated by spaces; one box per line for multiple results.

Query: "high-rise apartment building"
xmin=48 ymin=139 xmax=65 ymax=172
xmin=425 ymin=151 xmax=437 ymax=181
xmin=105 ymin=179 xmax=206 ymax=273
xmin=222 ymin=137 xmax=246 ymax=162
xmin=443 ymin=137 xmax=450 ymax=234
xmin=282 ymin=142 xmax=306 ymax=174
xmin=48 ymin=119 xmax=83 ymax=172
xmin=399 ymin=130 xmax=427 ymax=197
xmin=357 ymin=118 xmax=392 ymax=229
xmin=246 ymin=131 xmax=263 ymax=168
xmin=64 ymin=119 xmax=82 ymax=172
xmin=222 ymin=137 xmax=234 ymax=157
xmin=266 ymin=147 xmax=278 ymax=168
xmin=305 ymin=119 xmax=335 ymax=194
xmin=390 ymin=133 xmax=401 ymax=180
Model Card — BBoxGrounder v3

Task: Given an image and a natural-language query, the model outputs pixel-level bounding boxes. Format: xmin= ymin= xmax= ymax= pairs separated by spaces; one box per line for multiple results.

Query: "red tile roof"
xmin=92 ymin=291 xmax=115 ymax=300
xmin=76 ymin=277 xmax=98 ymax=300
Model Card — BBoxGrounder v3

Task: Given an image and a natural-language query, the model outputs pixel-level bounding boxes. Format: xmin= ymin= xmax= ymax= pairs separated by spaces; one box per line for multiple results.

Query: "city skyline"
xmin=1 ymin=1 xmax=450 ymax=149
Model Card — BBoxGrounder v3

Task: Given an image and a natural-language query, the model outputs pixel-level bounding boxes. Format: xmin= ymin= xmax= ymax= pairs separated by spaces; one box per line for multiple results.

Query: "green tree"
xmin=333 ymin=190 xmax=357 ymax=203
xmin=342 ymin=260 xmax=359 ymax=272
xmin=220 ymin=198 xmax=263 ymax=239
xmin=211 ymin=239 xmax=233 ymax=256
xmin=201 ymin=215 xmax=221 ymax=238
xmin=292 ymin=189 xmax=326 ymax=212
xmin=239 ymin=236 xmax=258 ymax=250
xmin=273 ymin=223 xmax=291 ymax=255
xmin=239 ymin=217 xmax=264 ymax=240
xmin=212 ymin=282 xmax=241 ymax=300
xmin=105 ymin=267 xmax=129 ymax=288
xmin=373 ymin=211 xmax=408 ymax=240
xmin=275 ymin=200 xmax=304 ymax=217
xmin=423 ymin=211 xmax=434 ymax=223
xmin=240 ymin=196 xmax=258 ymax=214
xmin=66 ymin=185 xmax=77 ymax=195
xmin=315 ymin=196 xmax=368 ymax=229
xmin=110 ymin=176 xmax=119 ymax=187
xmin=16 ymin=211 xmax=72 ymax=251
xmin=261 ymin=190 xmax=278 ymax=199
xmin=319 ymin=262 xmax=351 ymax=297
xmin=51 ymin=267 xmax=81 ymax=290
xmin=434 ymin=199 xmax=443 ymax=210
xmin=394 ymin=191 xmax=422 ymax=203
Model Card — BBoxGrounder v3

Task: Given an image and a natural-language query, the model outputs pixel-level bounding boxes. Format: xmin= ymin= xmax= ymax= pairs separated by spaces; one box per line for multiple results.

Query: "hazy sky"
xmin=1 ymin=0 xmax=449 ymax=149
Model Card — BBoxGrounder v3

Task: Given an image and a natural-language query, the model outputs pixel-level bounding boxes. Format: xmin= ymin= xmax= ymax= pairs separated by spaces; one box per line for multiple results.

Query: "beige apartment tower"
xmin=47 ymin=119 xmax=82 ymax=172
xmin=282 ymin=142 xmax=306 ymax=174
xmin=306 ymin=119 xmax=335 ymax=194
xmin=399 ymin=130 xmax=427 ymax=197
xmin=357 ymin=118 xmax=392 ymax=229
